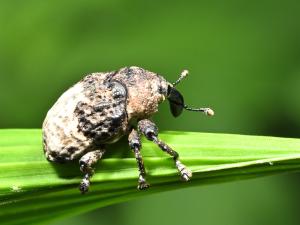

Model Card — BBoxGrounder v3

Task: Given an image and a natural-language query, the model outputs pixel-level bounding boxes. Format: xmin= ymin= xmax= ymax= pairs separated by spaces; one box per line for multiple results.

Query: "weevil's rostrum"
xmin=42 ymin=66 xmax=214 ymax=193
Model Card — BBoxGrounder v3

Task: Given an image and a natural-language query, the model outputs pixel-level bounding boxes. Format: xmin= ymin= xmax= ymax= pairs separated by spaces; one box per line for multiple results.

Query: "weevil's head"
xmin=117 ymin=66 xmax=214 ymax=120
xmin=165 ymin=70 xmax=214 ymax=118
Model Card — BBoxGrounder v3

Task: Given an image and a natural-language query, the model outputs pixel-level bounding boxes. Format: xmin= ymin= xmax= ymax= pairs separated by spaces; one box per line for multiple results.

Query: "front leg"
xmin=138 ymin=119 xmax=192 ymax=181
xmin=79 ymin=148 xmax=105 ymax=194
xmin=128 ymin=129 xmax=149 ymax=190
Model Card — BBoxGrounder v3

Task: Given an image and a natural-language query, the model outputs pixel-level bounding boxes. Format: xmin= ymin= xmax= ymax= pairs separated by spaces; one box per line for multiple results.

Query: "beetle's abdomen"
xmin=43 ymin=82 xmax=93 ymax=162
xmin=42 ymin=72 xmax=129 ymax=163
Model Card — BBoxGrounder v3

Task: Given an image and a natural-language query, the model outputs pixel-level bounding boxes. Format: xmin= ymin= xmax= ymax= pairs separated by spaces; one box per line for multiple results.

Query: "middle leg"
xmin=138 ymin=119 xmax=192 ymax=181
xmin=128 ymin=128 xmax=149 ymax=190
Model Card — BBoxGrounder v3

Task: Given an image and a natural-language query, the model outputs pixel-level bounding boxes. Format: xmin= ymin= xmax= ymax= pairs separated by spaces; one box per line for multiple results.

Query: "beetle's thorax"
xmin=113 ymin=66 xmax=168 ymax=121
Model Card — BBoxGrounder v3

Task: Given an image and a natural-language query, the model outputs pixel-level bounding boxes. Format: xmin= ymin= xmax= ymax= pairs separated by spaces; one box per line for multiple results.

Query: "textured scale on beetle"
xmin=42 ymin=66 xmax=214 ymax=194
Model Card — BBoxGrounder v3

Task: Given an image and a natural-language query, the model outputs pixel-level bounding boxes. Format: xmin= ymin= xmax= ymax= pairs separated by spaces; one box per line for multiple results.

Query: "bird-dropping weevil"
xmin=42 ymin=66 xmax=214 ymax=193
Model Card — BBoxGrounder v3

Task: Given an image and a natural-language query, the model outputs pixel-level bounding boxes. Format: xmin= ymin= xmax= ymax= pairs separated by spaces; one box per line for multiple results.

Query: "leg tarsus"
xmin=138 ymin=119 xmax=192 ymax=181
xmin=138 ymin=174 xmax=150 ymax=190
xmin=78 ymin=149 xmax=105 ymax=194
xmin=79 ymin=174 xmax=90 ymax=194
xmin=176 ymin=160 xmax=192 ymax=181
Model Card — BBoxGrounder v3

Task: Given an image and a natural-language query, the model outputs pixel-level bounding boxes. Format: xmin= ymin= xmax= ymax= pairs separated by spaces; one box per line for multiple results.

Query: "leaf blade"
xmin=1 ymin=129 xmax=300 ymax=224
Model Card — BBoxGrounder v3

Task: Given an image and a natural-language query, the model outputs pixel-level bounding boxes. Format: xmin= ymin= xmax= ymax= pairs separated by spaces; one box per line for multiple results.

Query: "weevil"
xmin=42 ymin=66 xmax=214 ymax=193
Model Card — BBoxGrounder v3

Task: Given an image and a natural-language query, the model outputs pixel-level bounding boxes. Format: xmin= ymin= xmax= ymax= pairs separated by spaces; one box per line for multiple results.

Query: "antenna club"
xmin=205 ymin=108 xmax=214 ymax=116
xmin=181 ymin=69 xmax=189 ymax=78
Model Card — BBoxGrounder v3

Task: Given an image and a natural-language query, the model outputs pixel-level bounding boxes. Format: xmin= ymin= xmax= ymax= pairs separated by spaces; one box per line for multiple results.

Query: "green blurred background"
xmin=1 ymin=0 xmax=300 ymax=224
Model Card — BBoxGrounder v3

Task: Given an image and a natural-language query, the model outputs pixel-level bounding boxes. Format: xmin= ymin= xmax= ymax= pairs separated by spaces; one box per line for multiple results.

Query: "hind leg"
xmin=138 ymin=119 xmax=192 ymax=181
xmin=79 ymin=148 xmax=105 ymax=194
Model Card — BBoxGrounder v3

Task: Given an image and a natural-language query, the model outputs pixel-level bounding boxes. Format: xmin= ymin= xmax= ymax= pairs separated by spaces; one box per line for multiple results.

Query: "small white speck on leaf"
xmin=11 ymin=185 xmax=22 ymax=193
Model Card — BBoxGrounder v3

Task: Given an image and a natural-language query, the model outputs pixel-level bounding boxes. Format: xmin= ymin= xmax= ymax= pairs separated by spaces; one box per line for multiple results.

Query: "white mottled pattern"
xmin=43 ymin=82 xmax=92 ymax=160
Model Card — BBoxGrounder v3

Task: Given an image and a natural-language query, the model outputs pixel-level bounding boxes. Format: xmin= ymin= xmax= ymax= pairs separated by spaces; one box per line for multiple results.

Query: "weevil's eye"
xmin=167 ymin=86 xmax=184 ymax=117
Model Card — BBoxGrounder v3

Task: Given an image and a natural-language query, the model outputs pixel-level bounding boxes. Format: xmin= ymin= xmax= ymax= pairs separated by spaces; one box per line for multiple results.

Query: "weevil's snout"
xmin=167 ymin=68 xmax=215 ymax=117
xmin=167 ymin=85 xmax=214 ymax=117
xmin=167 ymin=86 xmax=184 ymax=117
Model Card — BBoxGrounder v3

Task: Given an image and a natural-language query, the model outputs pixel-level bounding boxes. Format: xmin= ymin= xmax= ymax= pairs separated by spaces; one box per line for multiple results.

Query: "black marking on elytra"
xmin=94 ymin=102 xmax=111 ymax=112
xmin=74 ymin=79 xmax=128 ymax=144
xmin=66 ymin=146 xmax=78 ymax=154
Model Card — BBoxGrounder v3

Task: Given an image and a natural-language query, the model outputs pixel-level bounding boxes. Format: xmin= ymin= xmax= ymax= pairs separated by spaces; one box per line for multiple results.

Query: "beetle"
xmin=42 ymin=66 xmax=214 ymax=194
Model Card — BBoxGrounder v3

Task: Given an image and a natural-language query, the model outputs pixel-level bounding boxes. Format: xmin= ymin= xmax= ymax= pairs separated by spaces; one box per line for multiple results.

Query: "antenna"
xmin=184 ymin=105 xmax=214 ymax=116
xmin=172 ymin=70 xmax=189 ymax=87
xmin=171 ymin=69 xmax=215 ymax=117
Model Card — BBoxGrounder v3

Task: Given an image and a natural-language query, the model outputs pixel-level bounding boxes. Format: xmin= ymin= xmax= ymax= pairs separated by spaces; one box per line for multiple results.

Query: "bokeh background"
xmin=1 ymin=0 xmax=300 ymax=224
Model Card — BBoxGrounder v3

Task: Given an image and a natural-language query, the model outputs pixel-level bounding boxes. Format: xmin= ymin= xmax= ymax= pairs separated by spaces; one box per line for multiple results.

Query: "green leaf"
xmin=1 ymin=129 xmax=300 ymax=225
